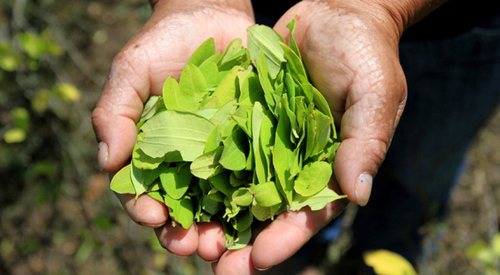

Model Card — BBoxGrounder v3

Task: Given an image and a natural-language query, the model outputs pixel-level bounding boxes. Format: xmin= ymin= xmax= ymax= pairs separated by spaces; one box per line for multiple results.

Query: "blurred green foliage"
xmin=467 ymin=233 xmax=500 ymax=275
xmin=0 ymin=1 xmax=212 ymax=274
xmin=0 ymin=26 xmax=80 ymax=210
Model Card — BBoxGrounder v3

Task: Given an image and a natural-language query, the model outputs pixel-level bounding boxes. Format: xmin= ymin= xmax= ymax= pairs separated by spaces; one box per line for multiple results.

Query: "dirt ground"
xmin=0 ymin=1 xmax=498 ymax=274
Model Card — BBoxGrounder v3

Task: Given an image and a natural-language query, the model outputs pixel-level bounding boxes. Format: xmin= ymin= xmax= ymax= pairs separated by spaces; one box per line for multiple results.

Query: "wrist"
xmin=150 ymin=0 xmax=253 ymax=19
xmin=304 ymin=0 xmax=448 ymax=39
xmin=358 ymin=0 xmax=448 ymax=37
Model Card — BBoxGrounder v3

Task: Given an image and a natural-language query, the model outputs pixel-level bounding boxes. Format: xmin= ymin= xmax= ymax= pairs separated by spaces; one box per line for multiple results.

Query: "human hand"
xmin=212 ymin=0 xmax=410 ymax=273
xmin=93 ymin=0 xmax=442 ymax=272
xmin=91 ymin=0 xmax=254 ymax=258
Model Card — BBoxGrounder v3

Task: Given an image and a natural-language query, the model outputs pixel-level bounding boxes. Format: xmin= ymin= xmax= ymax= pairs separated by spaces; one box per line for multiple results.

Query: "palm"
xmin=121 ymin=7 xmax=255 ymax=96
xmin=214 ymin=3 xmax=408 ymax=273
xmin=92 ymin=4 xmax=254 ymax=261
xmin=276 ymin=2 xmax=407 ymax=203
xmin=94 ymin=1 xmax=409 ymax=274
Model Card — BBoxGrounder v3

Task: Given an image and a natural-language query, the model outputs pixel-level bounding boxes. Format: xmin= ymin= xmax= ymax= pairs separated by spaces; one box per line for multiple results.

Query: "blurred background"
xmin=0 ymin=1 xmax=498 ymax=274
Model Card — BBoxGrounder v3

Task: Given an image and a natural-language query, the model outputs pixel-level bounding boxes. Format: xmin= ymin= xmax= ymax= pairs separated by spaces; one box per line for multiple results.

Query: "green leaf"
xmin=252 ymin=102 xmax=266 ymax=184
xmin=310 ymin=83 xmax=335 ymax=127
xmin=232 ymin=188 xmax=253 ymax=206
xmin=190 ymin=146 xmax=223 ymax=180
xmin=201 ymin=196 xmax=222 ymax=215
xmin=200 ymin=53 xmax=222 ymax=67
xmin=284 ymin=73 xmax=296 ymax=113
xmin=209 ymin=172 xmax=235 ymax=198
xmin=273 ymin=97 xmax=295 ymax=204
xmin=256 ymin=49 xmax=276 ymax=111
xmin=247 ymin=24 xmax=285 ymax=79
xmin=199 ymin=61 xmax=220 ymax=89
xmin=232 ymin=209 xmax=253 ymax=232
xmin=163 ymin=76 xmax=196 ymax=113
xmin=218 ymin=38 xmax=244 ymax=68
xmin=204 ymin=125 xmax=222 ymax=153
xmin=110 ymin=165 xmax=136 ymax=194
xmin=147 ymin=191 xmax=165 ymax=203
xmin=290 ymin=187 xmax=346 ymax=211
xmin=281 ymin=42 xmax=308 ymax=84
xmin=160 ymin=163 xmax=192 ymax=200
xmin=132 ymin=133 xmax=164 ymax=170
xmin=225 ymin=226 xmax=252 ymax=250
xmin=139 ymin=110 xmax=214 ymax=161
xmin=258 ymin=108 xmax=275 ymax=182
xmin=179 ymin=63 xmax=208 ymax=110
xmin=286 ymin=15 xmax=301 ymax=59
xmin=309 ymin=109 xmax=333 ymax=158
xmin=219 ymin=126 xmax=248 ymax=171
xmin=250 ymin=181 xmax=282 ymax=207
xmin=210 ymin=99 xmax=238 ymax=127
xmin=187 ymin=37 xmax=216 ymax=66
xmin=229 ymin=172 xmax=245 ymax=187
xmin=218 ymin=39 xmax=249 ymax=72
xmin=231 ymin=104 xmax=253 ymax=138
xmin=251 ymin=200 xmax=272 ymax=221
xmin=238 ymin=69 xmax=265 ymax=106
xmin=130 ymin=163 xmax=148 ymax=198
xmin=294 ymin=161 xmax=332 ymax=197
xmin=140 ymin=96 xmax=161 ymax=122
xmin=200 ymin=66 xmax=242 ymax=109
xmin=164 ymin=195 xmax=194 ymax=229
xmin=224 ymin=197 xmax=241 ymax=220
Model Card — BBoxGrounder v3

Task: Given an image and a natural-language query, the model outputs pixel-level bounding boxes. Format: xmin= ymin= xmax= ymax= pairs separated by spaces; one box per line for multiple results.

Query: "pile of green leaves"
xmin=110 ymin=18 xmax=346 ymax=249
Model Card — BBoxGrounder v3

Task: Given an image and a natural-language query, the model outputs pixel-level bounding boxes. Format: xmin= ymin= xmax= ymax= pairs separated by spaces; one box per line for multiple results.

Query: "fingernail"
xmin=98 ymin=141 xmax=108 ymax=171
xmin=138 ymin=221 xmax=166 ymax=228
xmin=253 ymin=264 xmax=270 ymax=272
xmin=355 ymin=173 xmax=372 ymax=207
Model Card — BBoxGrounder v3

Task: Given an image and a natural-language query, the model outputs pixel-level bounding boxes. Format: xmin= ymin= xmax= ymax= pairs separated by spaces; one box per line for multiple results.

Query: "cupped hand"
xmin=91 ymin=0 xmax=254 ymax=257
xmin=213 ymin=0 xmax=408 ymax=273
xmin=93 ymin=0 xmax=409 ymax=273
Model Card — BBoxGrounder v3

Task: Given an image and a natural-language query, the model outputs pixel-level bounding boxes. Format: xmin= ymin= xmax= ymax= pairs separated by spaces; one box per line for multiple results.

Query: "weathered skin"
xmin=92 ymin=0 xmax=446 ymax=273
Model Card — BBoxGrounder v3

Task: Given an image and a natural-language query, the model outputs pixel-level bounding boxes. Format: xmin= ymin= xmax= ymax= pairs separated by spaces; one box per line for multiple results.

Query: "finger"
xmin=212 ymin=245 xmax=264 ymax=275
xmin=155 ymin=222 xmax=199 ymax=257
xmin=250 ymin=198 xmax=348 ymax=271
xmin=116 ymin=193 xmax=168 ymax=228
xmin=197 ymin=220 xmax=226 ymax=262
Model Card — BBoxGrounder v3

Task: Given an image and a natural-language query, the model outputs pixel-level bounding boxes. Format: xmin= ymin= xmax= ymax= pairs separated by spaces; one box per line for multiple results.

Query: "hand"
xmin=91 ymin=0 xmax=254 ymax=258
xmin=213 ymin=0 xmax=408 ymax=273
xmin=94 ymin=0 xmax=414 ymax=273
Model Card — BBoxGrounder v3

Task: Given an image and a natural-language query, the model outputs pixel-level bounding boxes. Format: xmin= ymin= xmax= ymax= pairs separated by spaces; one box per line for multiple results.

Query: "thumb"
xmin=91 ymin=45 xmax=152 ymax=173
xmin=334 ymin=68 xmax=407 ymax=206
xmin=274 ymin=3 xmax=407 ymax=206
